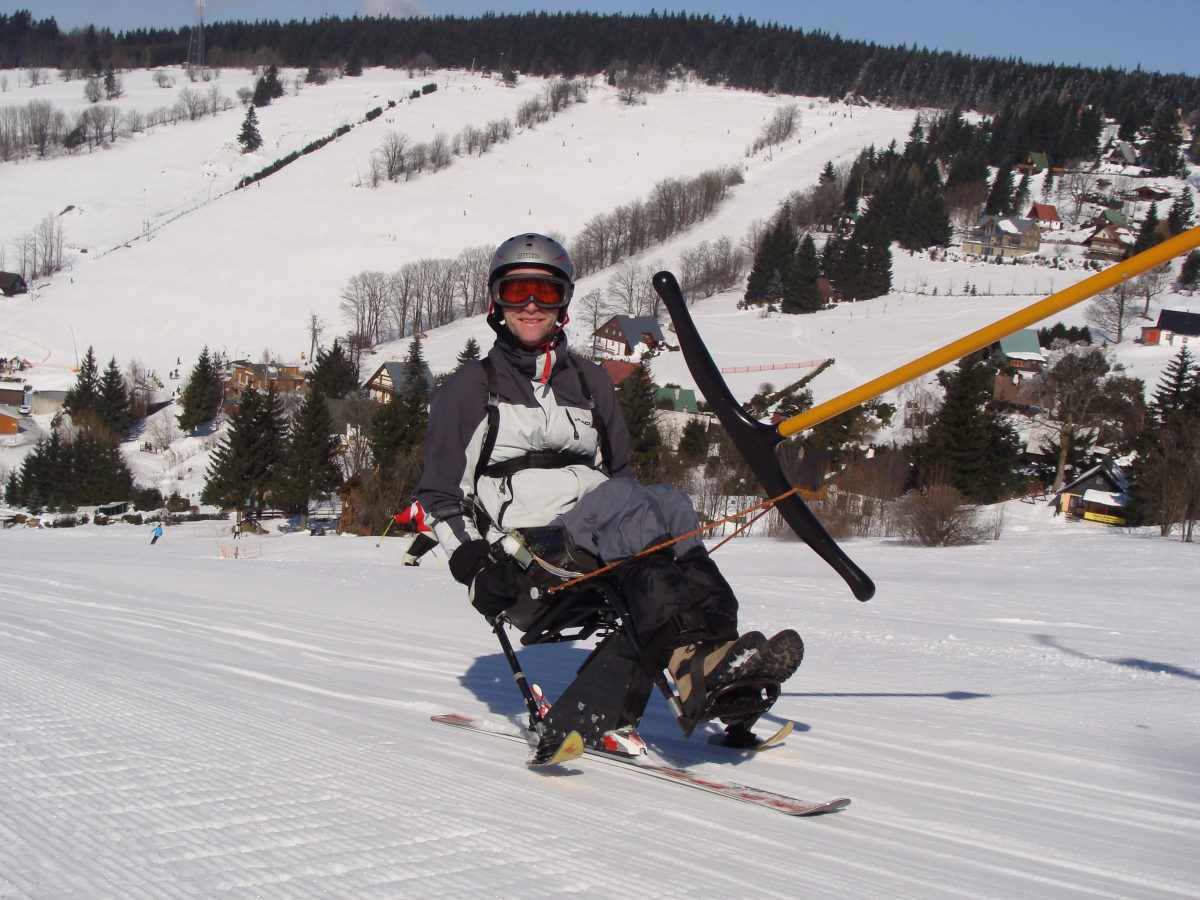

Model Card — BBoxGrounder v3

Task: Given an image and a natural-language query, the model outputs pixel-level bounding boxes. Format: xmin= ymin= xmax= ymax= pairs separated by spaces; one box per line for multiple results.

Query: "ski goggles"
xmin=490 ymin=273 xmax=572 ymax=309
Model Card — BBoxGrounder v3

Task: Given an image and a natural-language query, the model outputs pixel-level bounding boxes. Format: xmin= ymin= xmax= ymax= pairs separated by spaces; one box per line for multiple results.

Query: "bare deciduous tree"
xmin=1058 ymin=168 xmax=1095 ymax=223
xmin=896 ymin=483 xmax=985 ymax=546
xmin=374 ymin=130 xmax=410 ymax=182
xmin=1086 ymin=281 xmax=1140 ymax=342
xmin=339 ymin=271 xmax=389 ymax=347
xmin=1133 ymin=264 xmax=1171 ymax=316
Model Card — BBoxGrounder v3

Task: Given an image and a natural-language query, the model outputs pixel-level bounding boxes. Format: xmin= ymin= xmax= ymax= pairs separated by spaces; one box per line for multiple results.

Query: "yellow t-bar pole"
xmin=777 ymin=224 xmax=1200 ymax=439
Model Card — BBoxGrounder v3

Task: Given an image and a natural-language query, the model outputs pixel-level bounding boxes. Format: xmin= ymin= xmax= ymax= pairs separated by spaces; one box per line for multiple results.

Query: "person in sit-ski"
xmin=415 ymin=233 xmax=802 ymax=752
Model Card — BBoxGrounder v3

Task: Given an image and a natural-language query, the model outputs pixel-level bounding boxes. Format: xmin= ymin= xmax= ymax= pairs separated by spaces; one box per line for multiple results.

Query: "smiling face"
xmin=501 ymin=299 xmax=559 ymax=348
xmin=493 ymin=265 xmax=565 ymax=348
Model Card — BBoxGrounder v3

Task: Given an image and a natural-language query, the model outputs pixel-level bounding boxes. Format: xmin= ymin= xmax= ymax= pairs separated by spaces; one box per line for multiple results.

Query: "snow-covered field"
xmin=3 ymin=502 xmax=1198 ymax=897
xmin=3 ymin=64 xmax=1200 ymax=897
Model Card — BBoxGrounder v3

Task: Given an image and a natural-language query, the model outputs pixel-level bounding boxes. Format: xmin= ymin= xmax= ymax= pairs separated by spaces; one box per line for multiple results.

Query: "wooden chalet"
xmin=593 ymin=315 xmax=665 ymax=358
xmin=1139 ymin=309 xmax=1200 ymax=346
xmin=0 ymin=271 xmax=28 ymax=296
xmin=1130 ymin=184 xmax=1172 ymax=202
xmin=364 ymin=360 xmax=434 ymax=403
xmin=1026 ymin=204 xmax=1063 ymax=230
xmin=1053 ymin=463 xmax=1131 ymax=525
xmin=816 ymin=276 xmax=844 ymax=305
xmin=993 ymin=329 xmax=1046 ymax=372
xmin=1105 ymin=140 xmax=1139 ymax=166
xmin=961 ymin=215 xmax=1041 ymax=258
xmin=1085 ymin=223 xmax=1135 ymax=259
xmin=223 ymin=360 xmax=307 ymax=407
xmin=1016 ymin=152 xmax=1055 ymax=175
xmin=0 ymin=378 xmax=30 ymax=408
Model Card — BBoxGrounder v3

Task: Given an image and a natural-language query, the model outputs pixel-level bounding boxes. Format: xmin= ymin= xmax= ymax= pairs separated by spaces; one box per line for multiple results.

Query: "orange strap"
xmin=546 ymin=487 xmax=799 ymax=593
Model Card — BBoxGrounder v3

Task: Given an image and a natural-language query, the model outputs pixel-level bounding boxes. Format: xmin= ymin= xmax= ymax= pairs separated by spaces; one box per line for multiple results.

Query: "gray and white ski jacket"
xmin=414 ymin=333 xmax=632 ymax=558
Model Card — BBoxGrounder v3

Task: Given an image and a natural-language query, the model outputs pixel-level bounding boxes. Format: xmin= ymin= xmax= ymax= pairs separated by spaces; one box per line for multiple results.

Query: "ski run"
xmin=3 ymin=500 xmax=1198 ymax=897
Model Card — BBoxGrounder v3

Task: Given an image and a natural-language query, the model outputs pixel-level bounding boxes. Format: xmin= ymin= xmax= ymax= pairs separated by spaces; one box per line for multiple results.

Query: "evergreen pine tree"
xmin=1179 ymin=250 xmax=1200 ymax=289
xmin=251 ymin=64 xmax=284 ymax=107
xmin=1040 ymin=168 xmax=1056 ymax=201
xmin=4 ymin=470 xmax=18 ymax=506
xmin=97 ymin=356 xmax=133 ymax=437
xmin=1149 ymin=344 xmax=1198 ymax=423
xmin=15 ymin=429 xmax=133 ymax=509
xmin=818 ymin=160 xmax=837 ymax=185
xmin=238 ymin=105 xmax=263 ymax=153
xmin=200 ymin=386 xmax=286 ymax=515
xmin=308 ymin=340 xmax=359 ymax=400
xmin=984 ymin=165 xmax=1015 ymax=215
xmin=860 ymin=225 xmax=893 ymax=300
xmin=1166 ymin=190 xmax=1194 ymax=236
xmin=1126 ymin=347 xmax=1200 ymax=536
xmin=177 ymin=347 xmax=224 ymax=433
xmin=63 ymin=347 xmax=101 ymax=424
xmin=1143 ymin=102 xmax=1185 ymax=177
xmin=744 ymin=214 xmax=796 ymax=305
xmin=677 ymin=418 xmax=708 ymax=467
xmin=369 ymin=338 xmax=429 ymax=479
xmin=616 ymin=363 xmax=664 ymax=481
xmin=1012 ymin=173 xmax=1032 ymax=216
xmin=272 ymin=391 xmax=343 ymax=528
xmin=1132 ymin=203 xmax=1163 ymax=255
xmin=912 ymin=354 xmax=1022 ymax=503
xmin=781 ymin=234 xmax=822 ymax=313
xmin=456 ymin=337 xmax=482 ymax=368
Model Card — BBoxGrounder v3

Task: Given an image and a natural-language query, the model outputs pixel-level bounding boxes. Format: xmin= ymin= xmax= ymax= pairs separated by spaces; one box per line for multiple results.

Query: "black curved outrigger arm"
xmin=653 ymin=271 xmax=875 ymax=602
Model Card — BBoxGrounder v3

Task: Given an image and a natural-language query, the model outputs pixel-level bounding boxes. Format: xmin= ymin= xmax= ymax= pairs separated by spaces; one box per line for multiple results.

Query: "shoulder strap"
xmin=568 ymin=354 xmax=614 ymax=476
xmin=474 ymin=357 xmax=501 ymax=489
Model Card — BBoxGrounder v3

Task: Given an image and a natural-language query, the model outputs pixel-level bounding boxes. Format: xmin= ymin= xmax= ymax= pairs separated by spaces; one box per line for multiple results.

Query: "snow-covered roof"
xmin=1082 ymin=489 xmax=1129 ymax=508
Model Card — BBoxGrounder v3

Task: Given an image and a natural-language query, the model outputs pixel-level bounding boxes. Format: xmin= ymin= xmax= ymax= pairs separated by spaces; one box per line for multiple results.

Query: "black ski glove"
xmin=449 ymin=539 xmax=520 ymax=617
xmin=449 ymin=539 xmax=491 ymax=585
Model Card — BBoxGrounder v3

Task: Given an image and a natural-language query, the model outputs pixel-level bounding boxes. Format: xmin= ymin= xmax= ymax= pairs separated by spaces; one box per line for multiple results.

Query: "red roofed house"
xmin=599 ymin=359 xmax=641 ymax=387
xmin=1085 ymin=223 xmax=1135 ymax=259
xmin=1026 ymin=204 xmax=1062 ymax=230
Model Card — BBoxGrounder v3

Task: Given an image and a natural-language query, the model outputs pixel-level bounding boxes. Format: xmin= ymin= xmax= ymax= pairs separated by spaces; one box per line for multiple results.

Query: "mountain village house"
xmin=961 ymin=215 xmax=1041 ymax=258
xmin=1052 ymin=463 xmax=1131 ymax=525
xmin=223 ymin=360 xmax=307 ymax=411
xmin=593 ymin=315 xmax=666 ymax=358
xmin=988 ymin=330 xmax=1050 ymax=410
xmin=0 ymin=409 xmax=19 ymax=436
xmin=653 ymin=385 xmax=706 ymax=451
xmin=363 ymin=360 xmax=434 ymax=403
xmin=1025 ymin=204 xmax=1062 ymax=230
xmin=1139 ymin=309 xmax=1200 ymax=346
xmin=1085 ymin=222 xmax=1135 ymax=259
xmin=0 ymin=272 xmax=28 ymax=297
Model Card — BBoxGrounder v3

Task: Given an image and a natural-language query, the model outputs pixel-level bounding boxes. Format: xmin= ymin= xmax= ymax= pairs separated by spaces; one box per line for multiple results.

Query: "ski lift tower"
xmin=187 ymin=0 xmax=205 ymax=77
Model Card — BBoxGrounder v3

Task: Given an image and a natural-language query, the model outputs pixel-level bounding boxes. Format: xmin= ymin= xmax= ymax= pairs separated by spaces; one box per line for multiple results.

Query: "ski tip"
xmin=528 ymin=731 xmax=584 ymax=767
xmin=752 ymin=719 xmax=794 ymax=751
xmin=793 ymin=797 xmax=851 ymax=816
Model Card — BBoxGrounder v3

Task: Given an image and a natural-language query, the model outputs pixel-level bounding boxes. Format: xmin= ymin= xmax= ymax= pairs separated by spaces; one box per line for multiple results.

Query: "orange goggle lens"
xmin=493 ymin=275 xmax=569 ymax=308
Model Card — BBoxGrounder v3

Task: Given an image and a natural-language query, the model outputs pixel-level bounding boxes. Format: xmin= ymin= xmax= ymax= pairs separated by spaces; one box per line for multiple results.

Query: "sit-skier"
xmin=415 ymin=233 xmax=803 ymax=754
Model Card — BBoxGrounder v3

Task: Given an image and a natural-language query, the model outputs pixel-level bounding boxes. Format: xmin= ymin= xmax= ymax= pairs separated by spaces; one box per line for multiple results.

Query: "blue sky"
xmin=4 ymin=0 xmax=1198 ymax=76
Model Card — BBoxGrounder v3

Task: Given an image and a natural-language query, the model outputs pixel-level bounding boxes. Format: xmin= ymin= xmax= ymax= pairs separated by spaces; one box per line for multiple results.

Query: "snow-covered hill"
xmin=3 ymin=65 xmax=1200 ymax=898
xmin=3 ymin=66 xmax=1196 ymax=479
